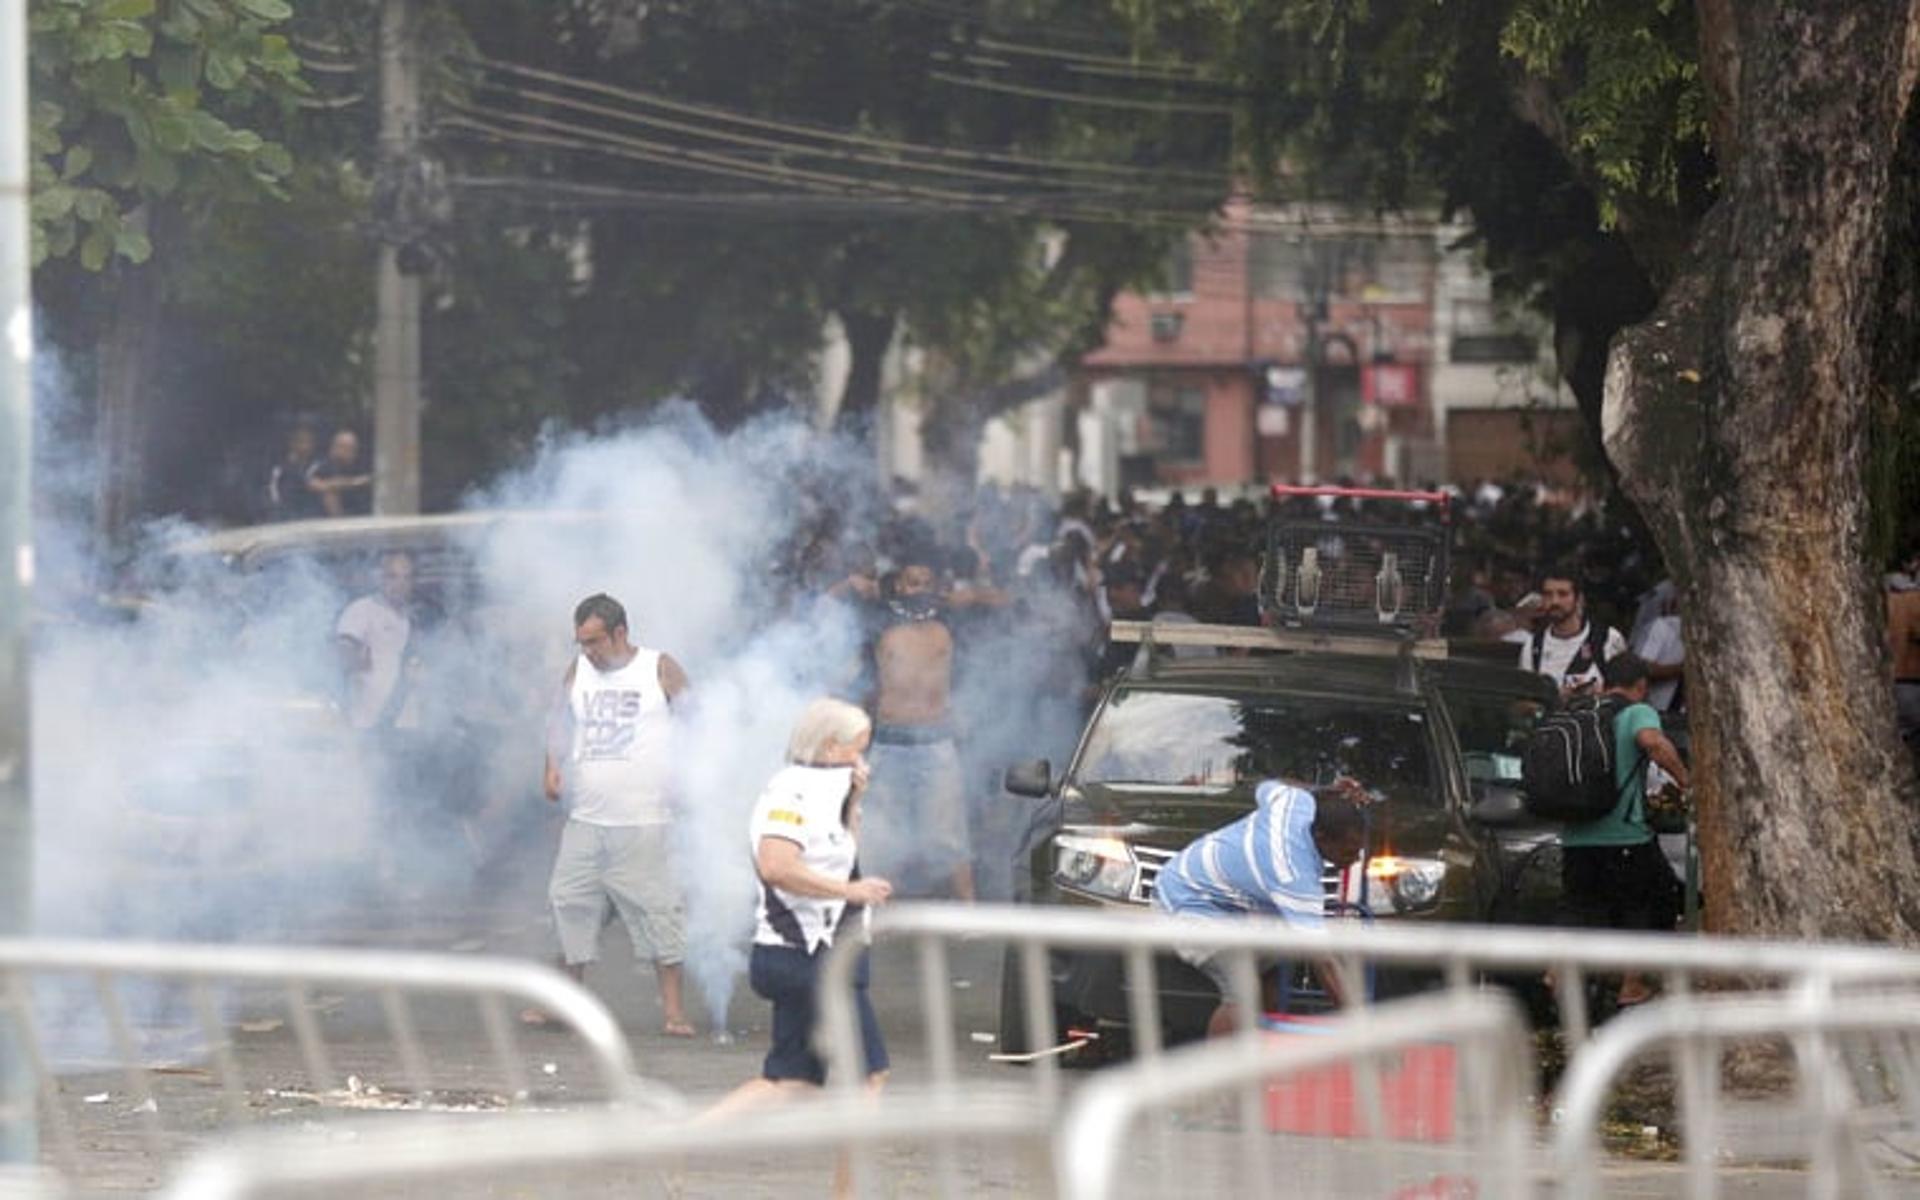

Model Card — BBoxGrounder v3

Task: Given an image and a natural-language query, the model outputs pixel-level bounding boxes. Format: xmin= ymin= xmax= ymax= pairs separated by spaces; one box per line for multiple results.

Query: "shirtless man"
xmin=858 ymin=545 xmax=975 ymax=900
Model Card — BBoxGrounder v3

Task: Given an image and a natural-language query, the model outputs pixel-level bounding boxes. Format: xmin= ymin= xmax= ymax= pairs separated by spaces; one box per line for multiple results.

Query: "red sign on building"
xmin=1363 ymin=363 xmax=1421 ymax=408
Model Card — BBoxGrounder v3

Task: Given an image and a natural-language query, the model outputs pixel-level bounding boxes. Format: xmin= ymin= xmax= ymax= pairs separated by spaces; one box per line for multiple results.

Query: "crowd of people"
xmin=307 ymin=469 xmax=1917 ymax=1146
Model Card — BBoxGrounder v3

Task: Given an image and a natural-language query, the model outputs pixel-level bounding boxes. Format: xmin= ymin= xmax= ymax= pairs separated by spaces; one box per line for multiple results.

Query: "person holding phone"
xmin=1521 ymin=566 xmax=1627 ymax=697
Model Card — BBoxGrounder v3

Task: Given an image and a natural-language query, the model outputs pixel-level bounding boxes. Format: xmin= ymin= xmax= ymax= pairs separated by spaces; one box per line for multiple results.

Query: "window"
xmin=1075 ymin=689 xmax=1436 ymax=806
xmin=1152 ymin=238 xmax=1195 ymax=298
xmin=1145 ymin=385 xmax=1206 ymax=462
xmin=1450 ymin=299 xmax=1539 ymax=363
xmin=1251 ymin=233 xmax=1312 ymax=300
xmin=1252 ymin=234 xmax=1433 ymax=303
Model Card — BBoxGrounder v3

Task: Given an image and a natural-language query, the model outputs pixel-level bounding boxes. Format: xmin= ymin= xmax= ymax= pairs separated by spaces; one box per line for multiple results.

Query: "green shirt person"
xmin=1556 ymin=653 xmax=1691 ymax=1008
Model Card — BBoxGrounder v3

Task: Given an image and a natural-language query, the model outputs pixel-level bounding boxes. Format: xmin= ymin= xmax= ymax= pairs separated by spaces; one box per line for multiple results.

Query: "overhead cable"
xmin=926 ymin=70 xmax=1236 ymax=115
xmin=455 ymin=53 xmax=1229 ymax=185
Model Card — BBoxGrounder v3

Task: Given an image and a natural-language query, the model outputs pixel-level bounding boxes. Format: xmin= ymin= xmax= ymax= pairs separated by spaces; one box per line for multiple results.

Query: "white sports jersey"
xmin=567 ymin=649 xmax=674 ymax=826
xmin=1520 ymin=621 xmax=1627 ymax=689
xmin=749 ymin=764 xmax=861 ymax=953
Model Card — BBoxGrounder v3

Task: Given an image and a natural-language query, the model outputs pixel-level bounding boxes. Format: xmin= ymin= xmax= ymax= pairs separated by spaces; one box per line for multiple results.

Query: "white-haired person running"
xmin=714 ymin=698 xmax=894 ymax=1118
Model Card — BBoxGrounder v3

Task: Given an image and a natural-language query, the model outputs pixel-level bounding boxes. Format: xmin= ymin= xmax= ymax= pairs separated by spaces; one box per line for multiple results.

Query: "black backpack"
xmin=1521 ymin=695 xmax=1628 ymax=822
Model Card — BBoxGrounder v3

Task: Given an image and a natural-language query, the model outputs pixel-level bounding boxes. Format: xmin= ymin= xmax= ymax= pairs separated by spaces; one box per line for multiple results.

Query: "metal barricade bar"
xmin=0 ymin=938 xmax=677 ymax=1188
xmin=1055 ymin=991 xmax=1536 ymax=1200
xmin=1553 ymin=994 xmax=1920 ymax=1200
xmin=158 ymin=1086 xmax=1052 ymax=1200
xmin=818 ymin=903 xmax=1920 ymax=1101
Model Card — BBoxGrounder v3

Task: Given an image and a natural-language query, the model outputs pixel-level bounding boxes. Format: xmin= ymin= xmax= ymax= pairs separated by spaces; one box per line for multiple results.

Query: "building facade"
xmin=979 ymin=200 xmax=1578 ymax=497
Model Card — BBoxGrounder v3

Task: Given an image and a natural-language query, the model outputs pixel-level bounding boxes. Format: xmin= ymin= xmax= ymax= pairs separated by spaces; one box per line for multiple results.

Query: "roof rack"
xmin=1111 ymin=619 xmax=1448 ymax=661
xmin=1260 ymin=484 xmax=1453 ymax=633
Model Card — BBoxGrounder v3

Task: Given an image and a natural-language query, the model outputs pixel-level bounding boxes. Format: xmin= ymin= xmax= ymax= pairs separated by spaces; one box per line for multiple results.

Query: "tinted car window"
xmin=1076 ymin=689 xmax=1434 ymax=803
xmin=1442 ymin=689 xmax=1548 ymax=784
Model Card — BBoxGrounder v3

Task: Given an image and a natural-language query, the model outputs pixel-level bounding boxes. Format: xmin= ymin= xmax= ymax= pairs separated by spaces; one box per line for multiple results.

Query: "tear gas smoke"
xmin=29 ymin=393 xmax=1082 ymax=1055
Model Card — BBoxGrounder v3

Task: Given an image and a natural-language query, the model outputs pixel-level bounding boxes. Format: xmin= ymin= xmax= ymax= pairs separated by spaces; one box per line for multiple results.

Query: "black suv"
xmin=999 ymin=640 xmax=1558 ymax=1051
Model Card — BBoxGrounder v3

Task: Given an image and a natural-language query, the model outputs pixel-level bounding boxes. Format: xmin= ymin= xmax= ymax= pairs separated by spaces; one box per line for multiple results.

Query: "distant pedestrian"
xmin=263 ymin=423 xmax=321 ymax=521
xmin=306 ymin=428 xmax=372 ymax=517
xmin=526 ymin=593 xmax=695 ymax=1037
xmin=1557 ymin=653 xmax=1689 ymax=1008
xmin=1520 ymin=566 xmax=1626 ymax=696
xmin=335 ymin=550 xmax=418 ymax=733
xmin=713 ymin=698 xmax=892 ymax=1116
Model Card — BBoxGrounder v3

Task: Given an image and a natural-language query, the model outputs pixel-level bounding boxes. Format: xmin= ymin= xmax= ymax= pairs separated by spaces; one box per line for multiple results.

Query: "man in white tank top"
xmin=526 ymin=593 xmax=695 ymax=1036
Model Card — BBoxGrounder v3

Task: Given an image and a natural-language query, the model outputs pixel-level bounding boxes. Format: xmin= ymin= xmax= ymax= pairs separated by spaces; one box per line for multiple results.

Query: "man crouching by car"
xmin=1152 ymin=779 xmax=1371 ymax=1037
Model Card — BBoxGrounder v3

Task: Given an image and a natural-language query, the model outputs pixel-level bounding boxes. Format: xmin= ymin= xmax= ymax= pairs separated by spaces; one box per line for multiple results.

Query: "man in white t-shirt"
xmin=335 ymin=551 xmax=417 ymax=731
xmin=524 ymin=593 xmax=695 ymax=1037
xmin=1518 ymin=567 xmax=1627 ymax=696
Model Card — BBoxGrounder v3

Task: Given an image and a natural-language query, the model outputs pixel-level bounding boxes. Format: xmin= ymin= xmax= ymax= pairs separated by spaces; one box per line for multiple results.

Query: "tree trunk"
xmin=832 ymin=308 xmax=896 ymax=434
xmin=1604 ymin=3 xmax=1920 ymax=941
xmin=92 ymin=264 xmax=161 ymax=560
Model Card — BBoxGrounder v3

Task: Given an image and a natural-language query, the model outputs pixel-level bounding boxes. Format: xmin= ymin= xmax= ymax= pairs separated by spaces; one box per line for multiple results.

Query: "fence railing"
xmin=158 ymin=1088 xmax=1052 ymax=1199
xmin=156 ymin=994 xmax=1522 ymax=1200
xmin=1554 ymin=989 xmax=1920 ymax=1200
xmin=819 ymin=903 xmax=1920 ymax=1103
xmin=0 ymin=938 xmax=675 ymax=1190
xmin=1054 ymin=990 xmax=1537 ymax=1200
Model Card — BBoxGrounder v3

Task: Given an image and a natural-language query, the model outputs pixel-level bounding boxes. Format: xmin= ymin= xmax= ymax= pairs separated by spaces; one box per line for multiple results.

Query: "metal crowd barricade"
xmin=0 ymin=938 xmax=676 ymax=1191
xmin=1055 ymin=991 xmax=1536 ymax=1200
xmin=819 ymin=903 xmax=1920 ymax=1098
xmin=1555 ymin=990 xmax=1920 ymax=1200
xmin=157 ymin=1087 xmax=1053 ymax=1199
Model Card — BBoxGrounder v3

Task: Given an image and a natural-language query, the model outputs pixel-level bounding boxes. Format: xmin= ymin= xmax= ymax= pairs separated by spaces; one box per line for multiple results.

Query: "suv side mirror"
xmin=1469 ymin=781 xmax=1527 ymax=826
xmin=1004 ymin=759 xmax=1053 ymax=799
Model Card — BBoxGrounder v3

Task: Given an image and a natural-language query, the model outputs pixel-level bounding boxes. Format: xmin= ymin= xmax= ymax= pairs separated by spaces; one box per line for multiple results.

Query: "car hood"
xmin=1072 ymin=783 xmax=1461 ymax=858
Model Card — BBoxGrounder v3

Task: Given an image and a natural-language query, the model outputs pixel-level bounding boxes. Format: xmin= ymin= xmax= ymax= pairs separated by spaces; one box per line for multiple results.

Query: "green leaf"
xmin=149 ymin=109 xmax=194 ymax=152
xmin=62 ymin=144 xmax=92 ymax=179
xmin=189 ymin=109 xmax=235 ymax=151
xmin=72 ymin=190 xmax=111 ymax=221
xmin=32 ymin=184 xmax=76 ymax=220
xmin=114 ymin=227 xmax=153 ymax=264
xmin=254 ymin=141 xmax=292 ymax=177
xmin=235 ymin=0 xmax=294 ymax=20
xmin=80 ymin=227 xmax=112 ymax=271
xmin=205 ymin=50 xmax=244 ymax=89
xmin=99 ymin=0 xmax=157 ymax=20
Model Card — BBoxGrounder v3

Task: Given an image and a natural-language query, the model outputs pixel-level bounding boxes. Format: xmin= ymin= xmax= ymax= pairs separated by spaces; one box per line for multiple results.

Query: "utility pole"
xmin=373 ymin=0 xmax=422 ymax=515
xmin=0 ymin=0 xmax=36 ymax=1165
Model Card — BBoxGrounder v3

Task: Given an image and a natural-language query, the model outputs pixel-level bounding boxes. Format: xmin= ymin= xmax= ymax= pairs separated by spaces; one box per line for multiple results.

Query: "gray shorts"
xmin=548 ymin=820 xmax=685 ymax=966
xmin=860 ymin=732 xmax=969 ymax=894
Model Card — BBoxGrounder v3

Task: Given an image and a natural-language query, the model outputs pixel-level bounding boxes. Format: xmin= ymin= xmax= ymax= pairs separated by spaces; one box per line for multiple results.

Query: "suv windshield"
xmin=1076 ymin=688 xmax=1434 ymax=803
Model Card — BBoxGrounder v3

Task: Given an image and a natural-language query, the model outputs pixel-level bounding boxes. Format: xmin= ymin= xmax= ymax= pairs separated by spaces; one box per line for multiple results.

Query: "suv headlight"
xmin=1053 ymin=835 xmax=1139 ymax=901
xmin=1365 ymin=856 xmax=1447 ymax=914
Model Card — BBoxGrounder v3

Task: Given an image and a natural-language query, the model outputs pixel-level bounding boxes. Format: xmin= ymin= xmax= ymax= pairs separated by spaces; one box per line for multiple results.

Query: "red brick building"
xmin=1070 ymin=200 xmax=1567 ymax=492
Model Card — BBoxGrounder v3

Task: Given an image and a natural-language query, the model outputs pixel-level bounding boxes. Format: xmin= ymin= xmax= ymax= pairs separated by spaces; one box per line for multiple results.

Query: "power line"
xmin=444 ymin=100 xmax=1229 ymax=223
xmin=469 ymin=77 xmax=1047 ymax=190
xmin=926 ymin=69 xmax=1235 ymax=115
xmin=464 ymin=75 xmax=1231 ymax=206
xmin=455 ymin=53 xmax=1230 ymax=186
xmin=441 ymin=113 xmax=1230 ymax=229
xmin=449 ymin=172 xmax=1229 ymax=231
xmin=444 ymin=104 xmax=984 ymax=203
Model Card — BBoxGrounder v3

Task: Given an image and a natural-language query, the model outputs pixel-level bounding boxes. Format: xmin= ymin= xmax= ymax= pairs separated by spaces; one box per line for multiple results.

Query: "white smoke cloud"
xmin=29 ymin=391 xmax=1083 ymax=1051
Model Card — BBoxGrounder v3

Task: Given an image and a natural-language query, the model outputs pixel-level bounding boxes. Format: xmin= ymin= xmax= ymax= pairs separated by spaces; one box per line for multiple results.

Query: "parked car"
xmin=997 ymin=631 xmax=1558 ymax=1054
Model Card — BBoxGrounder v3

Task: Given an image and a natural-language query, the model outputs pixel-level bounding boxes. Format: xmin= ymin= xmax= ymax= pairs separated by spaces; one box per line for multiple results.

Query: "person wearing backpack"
xmin=1521 ymin=566 xmax=1627 ymax=697
xmin=1560 ymin=653 xmax=1691 ymax=1007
